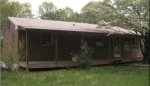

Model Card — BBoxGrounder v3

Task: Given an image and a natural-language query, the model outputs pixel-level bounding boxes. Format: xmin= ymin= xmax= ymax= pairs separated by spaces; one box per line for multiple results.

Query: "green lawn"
xmin=1 ymin=66 xmax=149 ymax=86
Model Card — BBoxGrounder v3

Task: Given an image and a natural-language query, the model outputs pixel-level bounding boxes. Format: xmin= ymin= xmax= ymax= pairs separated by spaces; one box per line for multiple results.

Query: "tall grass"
xmin=1 ymin=66 xmax=149 ymax=86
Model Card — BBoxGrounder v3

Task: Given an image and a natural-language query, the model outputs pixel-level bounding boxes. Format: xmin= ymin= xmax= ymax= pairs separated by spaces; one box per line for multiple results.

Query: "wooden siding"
xmin=58 ymin=35 xmax=81 ymax=61
xmin=83 ymin=36 xmax=109 ymax=60
xmin=3 ymin=21 xmax=18 ymax=52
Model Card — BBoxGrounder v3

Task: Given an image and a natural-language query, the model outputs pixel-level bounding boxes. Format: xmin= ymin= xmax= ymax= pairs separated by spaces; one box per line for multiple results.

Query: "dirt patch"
xmin=129 ymin=62 xmax=150 ymax=68
xmin=115 ymin=62 xmax=150 ymax=68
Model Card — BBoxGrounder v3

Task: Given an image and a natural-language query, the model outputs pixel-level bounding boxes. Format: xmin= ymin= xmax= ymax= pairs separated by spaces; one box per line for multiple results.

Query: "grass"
xmin=1 ymin=66 xmax=149 ymax=86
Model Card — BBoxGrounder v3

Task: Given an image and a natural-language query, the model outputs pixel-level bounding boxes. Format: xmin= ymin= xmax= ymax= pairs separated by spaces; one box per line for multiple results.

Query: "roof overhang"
xmin=8 ymin=17 xmax=18 ymax=30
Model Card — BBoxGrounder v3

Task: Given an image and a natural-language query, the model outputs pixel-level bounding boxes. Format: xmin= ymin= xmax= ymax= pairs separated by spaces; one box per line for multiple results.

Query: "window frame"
xmin=41 ymin=33 xmax=53 ymax=46
xmin=130 ymin=38 xmax=138 ymax=51
xmin=123 ymin=38 xmax=138 ymax=51
xmin=123 ymin=38 xmax=130 ymax=51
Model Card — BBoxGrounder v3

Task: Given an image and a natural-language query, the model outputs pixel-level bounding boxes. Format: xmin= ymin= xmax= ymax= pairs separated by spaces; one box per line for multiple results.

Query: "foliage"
xmin=2 ymin=38 xmax=26 ymax=75
xmin=80 ymin=0 xmax=120 ymax=25
xmin=38 ymin=1 xmax=80 ymax=22
xmin=81 ymin=1 xmax=102 ymax=24
xmin=38 ymin=1 xmax=57 ymax=20
xmin=1 ymin=1 xmax=33 ymax=33
xmin=1 ymin=67 xmax=149 ymax=86
xmin=2 ymin=39 xmax=16 ymax=71
xmin=18 ymin=37 xmax=26 ymax=65
xmin=55 ymin=7 xmax=78 ymax=21
xmin=81 ymin=0 xmax=149 ymax=64
xmin=71 ymin=40 xmax=94 ymax=70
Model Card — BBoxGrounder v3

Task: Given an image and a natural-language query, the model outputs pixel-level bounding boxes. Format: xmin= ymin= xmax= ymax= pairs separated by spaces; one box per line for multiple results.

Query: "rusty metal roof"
xmin=8 ymin=17 xmax=136 ymax=35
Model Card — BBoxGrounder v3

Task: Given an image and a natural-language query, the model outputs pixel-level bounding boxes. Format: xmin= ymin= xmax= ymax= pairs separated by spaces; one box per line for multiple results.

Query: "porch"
xmin=21 ymin=29 xmax=142 ymax=70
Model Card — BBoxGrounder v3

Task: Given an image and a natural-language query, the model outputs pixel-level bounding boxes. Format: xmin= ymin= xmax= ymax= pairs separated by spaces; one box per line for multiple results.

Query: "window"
xmin=123 ymin=38 xmax=138 ymax=51
xmin=96 ymin=37 xmax=104 ymax=46
xmin=124 ymin=38 xmax=130 ymax=51
xmin=130 ymin=38 xmax=138 ymax=51
xmin=41 ymin=34 xmax=53 ymax=46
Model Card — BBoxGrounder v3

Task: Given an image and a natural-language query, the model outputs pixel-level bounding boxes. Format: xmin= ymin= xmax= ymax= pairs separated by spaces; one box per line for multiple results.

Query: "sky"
xmin=11 ymin=0 xmax=102 ymax=16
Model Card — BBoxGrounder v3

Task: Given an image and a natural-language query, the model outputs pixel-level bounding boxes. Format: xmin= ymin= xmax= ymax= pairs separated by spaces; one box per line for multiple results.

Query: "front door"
xmin=114 ymin=37 xmax=121 ymax=57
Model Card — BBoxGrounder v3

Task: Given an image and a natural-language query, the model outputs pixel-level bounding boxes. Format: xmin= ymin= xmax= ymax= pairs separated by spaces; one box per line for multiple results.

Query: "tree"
xmin=38 ymin=2 xmax=79 ymax=22
xmin=0 ymin=0 xmax=8 ymax=5
xmin=55 ymin=8 xmax=67 ymax=21
xmin=1 ymin=1 xmax=33 ymax=32
xmin=82 ymin=0 xmax=149 ymax=64
xmin=97 ymin=0 xmax=149 ymax=64
xmin=81 ymin=1 xmax=100 ymax=24
xmin=63 ymin=7 xmax=78 ymax=21
xmin=81 ymin=1 xmax=119 ymax=24
xmin=55 ymin=7 xmax=78 ymax=21
xmin=38 ymin=1 xmax=57 ymax=20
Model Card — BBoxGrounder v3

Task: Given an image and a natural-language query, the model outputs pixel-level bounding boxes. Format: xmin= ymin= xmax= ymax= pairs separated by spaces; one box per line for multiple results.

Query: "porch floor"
xmin=20 ymin=58 xmax=142 ymax=69
xmin=20 ymin=60 xmax=111 ymax=69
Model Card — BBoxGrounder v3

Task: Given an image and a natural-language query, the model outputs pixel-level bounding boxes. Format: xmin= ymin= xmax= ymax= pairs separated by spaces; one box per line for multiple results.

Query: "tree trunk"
xmin=142 ymin=31 xmax=150 ymax=64
xmin=143 ymin=53 xmax=149 ymax=64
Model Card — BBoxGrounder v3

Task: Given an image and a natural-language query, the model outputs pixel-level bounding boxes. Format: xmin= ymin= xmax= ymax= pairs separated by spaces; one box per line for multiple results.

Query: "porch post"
xmin=55 ymin=34 xmax=58 ymax=63
xmin=130 ymin=39 xmax=131 ymax=58
xmin=26 ymin=30 xmax=28 ymax=71
xmin=81 ymin=35 xmax=83 ymax=45
xmin=109 ymin=37 xmax=111 ymax=60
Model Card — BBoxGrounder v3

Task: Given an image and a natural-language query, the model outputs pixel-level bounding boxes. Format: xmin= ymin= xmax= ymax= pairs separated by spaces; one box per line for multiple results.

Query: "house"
xmin=3 ymin=17 xmax=142 ymax=70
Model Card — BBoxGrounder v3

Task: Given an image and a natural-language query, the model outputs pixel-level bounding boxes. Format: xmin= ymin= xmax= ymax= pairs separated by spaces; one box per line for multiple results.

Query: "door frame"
xmin=113 ymin=37 xmax=121 ymax=57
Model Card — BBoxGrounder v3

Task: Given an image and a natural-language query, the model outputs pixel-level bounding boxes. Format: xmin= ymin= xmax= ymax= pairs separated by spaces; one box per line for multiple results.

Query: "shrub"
xmin=2 ymin=37 xmax=25 ymax=75
xmin=71 ymin=40 xmax=94 ymax=70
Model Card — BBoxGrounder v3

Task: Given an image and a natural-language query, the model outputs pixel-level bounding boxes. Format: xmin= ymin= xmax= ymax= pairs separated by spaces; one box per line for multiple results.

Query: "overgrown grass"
xmin=1 ymin=66 xmax=149 ymax=86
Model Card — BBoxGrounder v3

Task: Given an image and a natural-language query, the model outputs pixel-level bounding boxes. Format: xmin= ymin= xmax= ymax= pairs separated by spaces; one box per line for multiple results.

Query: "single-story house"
xmin=3 ymin=17 xmax=142 ymax=70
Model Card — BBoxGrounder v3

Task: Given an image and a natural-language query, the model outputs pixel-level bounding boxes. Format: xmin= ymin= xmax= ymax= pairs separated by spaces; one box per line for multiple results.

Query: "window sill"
xmin=41 ymin=44 xmax=53 ymax=46
xmin=124 ymin=50 xmax=138 ymax=51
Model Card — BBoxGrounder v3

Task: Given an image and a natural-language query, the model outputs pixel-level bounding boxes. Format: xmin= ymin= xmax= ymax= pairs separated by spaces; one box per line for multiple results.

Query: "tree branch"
xmin=131 ymin=5 xmax=141 ymax=17
xmin=143 ymin=7 xmax=150 ymax=18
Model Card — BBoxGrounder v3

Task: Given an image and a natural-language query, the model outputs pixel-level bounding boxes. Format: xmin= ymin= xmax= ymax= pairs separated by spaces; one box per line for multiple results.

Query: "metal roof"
xmin=8 ymin=17 xmax=136 ymax=35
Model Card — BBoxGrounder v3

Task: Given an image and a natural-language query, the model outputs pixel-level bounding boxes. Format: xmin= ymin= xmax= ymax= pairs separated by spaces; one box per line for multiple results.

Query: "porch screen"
xmin=41 ymin=34 xmax=53 ymax=46
xmin=123 ymin=38 xmax=138 ymax=51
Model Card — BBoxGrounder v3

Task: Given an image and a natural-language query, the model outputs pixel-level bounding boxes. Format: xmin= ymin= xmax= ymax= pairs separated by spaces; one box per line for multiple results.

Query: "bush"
xmin=71 ymin=40 xmax=94 ymax=70
xmin=2 ymin=37 xmax=25 ymax=75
